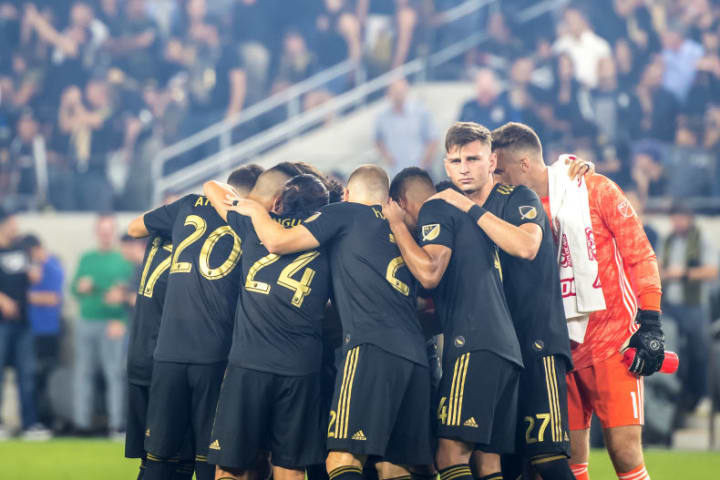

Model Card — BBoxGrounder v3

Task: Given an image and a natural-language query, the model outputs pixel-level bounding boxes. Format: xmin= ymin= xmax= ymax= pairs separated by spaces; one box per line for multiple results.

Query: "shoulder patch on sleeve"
xmin=422 ymin=224 xmax=441 ymax=241
xmin=518 ymin=205 xmax=538 ymax=220
xmin=617 ymin=200 xmax=635 ymax=218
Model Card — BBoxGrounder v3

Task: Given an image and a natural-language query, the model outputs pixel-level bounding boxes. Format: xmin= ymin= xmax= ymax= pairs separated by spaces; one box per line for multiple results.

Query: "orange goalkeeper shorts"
xmin=566 ymin=352 xmax=644 ymax=430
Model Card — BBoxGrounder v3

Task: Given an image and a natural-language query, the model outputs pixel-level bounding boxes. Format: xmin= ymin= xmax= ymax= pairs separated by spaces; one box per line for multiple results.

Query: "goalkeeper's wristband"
xmin=468 ymin=204 xmax=488 ymax=223
xmin=637 ymin=309 xmax=661 ymax=326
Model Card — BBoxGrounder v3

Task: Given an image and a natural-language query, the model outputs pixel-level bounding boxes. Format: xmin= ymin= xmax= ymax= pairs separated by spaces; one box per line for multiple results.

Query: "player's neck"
xmin=467 ymin=177 xmax=495 ymax=206
xmin=530 ymin=166 xmax=549 ymax=198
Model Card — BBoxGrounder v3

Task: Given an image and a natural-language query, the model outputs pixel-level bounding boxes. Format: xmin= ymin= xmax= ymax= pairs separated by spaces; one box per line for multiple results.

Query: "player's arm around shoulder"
xmin=384 ymin=198 xmax=451 ymax=290
xmin=203 ymin=180 xmax=238 ymax=222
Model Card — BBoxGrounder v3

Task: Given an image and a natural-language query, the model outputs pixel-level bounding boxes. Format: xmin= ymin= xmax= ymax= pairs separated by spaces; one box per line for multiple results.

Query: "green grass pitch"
xmin=1 ymin=439 xmax=718 ymax=479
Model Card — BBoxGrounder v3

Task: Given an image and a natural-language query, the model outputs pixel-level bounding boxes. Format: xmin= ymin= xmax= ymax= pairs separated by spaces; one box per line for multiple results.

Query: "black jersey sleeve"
xmin=302 ymin=203 xmax=349 ymax=246
xmin=417 ymin=199 xmax=455 ymax=250
xmin=227 ymin=211 xmax=252 ymax=238
xmin=504 ymin=186 xmax=545 ymax=232
xmin=144 ymin=195 xmax=188 ymax=235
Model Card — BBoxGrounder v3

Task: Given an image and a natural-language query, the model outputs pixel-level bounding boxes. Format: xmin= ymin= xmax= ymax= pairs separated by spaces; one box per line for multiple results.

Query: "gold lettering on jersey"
xmin=371 ymin=207 xmax=385 ymax=219
xmin=276 ymin=217 xmax=302 ymax=228
xmin=388 ymin=233 xmax=396 ymax=244
xmin=194 ymin=196 xmax=211 ymax=207
xmin=304 ymin=212 xmax=321 ymax=223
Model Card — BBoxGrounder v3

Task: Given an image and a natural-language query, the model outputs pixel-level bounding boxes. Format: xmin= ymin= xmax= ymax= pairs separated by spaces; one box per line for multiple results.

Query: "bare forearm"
xmin=203 ymin=180 xmax=236 ymax=221
xmin=29 ymin=291 xmax=61 ymax=306
xmin=388 ymin=220 xmax=441 ymax=289
xmin=688 ymin=265 xmax=719 ymax=281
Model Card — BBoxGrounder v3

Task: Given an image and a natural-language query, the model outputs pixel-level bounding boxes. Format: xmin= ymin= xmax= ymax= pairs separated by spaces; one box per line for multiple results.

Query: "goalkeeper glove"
xmin=626 ymin=310 xmax=665 ymax=376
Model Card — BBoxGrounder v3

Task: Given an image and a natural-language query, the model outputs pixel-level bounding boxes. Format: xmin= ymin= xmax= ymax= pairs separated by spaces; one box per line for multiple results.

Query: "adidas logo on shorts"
xmin=463 ymin=417 xmax=479 ymax=428
xmin=351 ymin=430 xmax=367 ymax=441
xmin=209 ymin=440 xmax=221 ymax=450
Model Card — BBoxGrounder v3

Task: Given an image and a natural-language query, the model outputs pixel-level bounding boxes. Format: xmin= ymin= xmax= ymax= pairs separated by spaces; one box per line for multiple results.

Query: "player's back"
xmin=127 ymin=236 xmax=173 ymax=385
xmin=483 ymin=184 xmax=572 ymax=366
xmin=227 ymin=211 xmax=331 ymax=375
xmin=418 ymin=199 xmax=522 ymax=368
xmin=144 ymin=194 xmax=243 ymax=364
xmin=303 ymin=201 xmax=427 ymax=367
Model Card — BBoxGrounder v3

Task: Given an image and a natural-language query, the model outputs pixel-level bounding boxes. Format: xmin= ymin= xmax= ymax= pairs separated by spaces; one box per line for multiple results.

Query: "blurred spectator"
xmin=57 ymin=79 xmax=122 ymax=210
xmin=685 ymin=25 xmax=720 ymax=118
xmin=631 ymin=143 xmax=666 ymax=201
xmin=70 ymin=214 xmax=133 ymax=436
xmin=553 ymin=7 xmax=612 ymax=88
xmin=614 ymin=37 xmax=644 ymax=91
xmin=592 ymin=57 xmax=642 ymax=145
xmin=592 ymin=0 xmax=660 ymax=57
xmin=6 ymin=109 xmax=48 ymax=210
xmin=359 ymin=0 xmax=419 ymax=71
xmin=478 ymin=11 xmax=524 ymax=70
xmin=635 ymin=57 xmax=680 ymax=142
xmin=458 ymin=69 xmax=520 ymax=130
xmin=660 ymin=203 xmax=719 ymax=417
xmin=375 ymin=77 xmax=437 ymax=176
xmin=544 ymin=53 xmax=595 ymax=141
xmin=119 ymin=233 xmax=146 ymax=308
xmin=103 ymin=0 xmax=161 ymax=83
xmin=665 ymin=121 xmax=717 ymax=198
xmin=661 ymin=23 xmax=704 ymax=102
xmin=231 ymin=0 xmax=273 ymax=104
xmin=20 ymin=234 xmax=64 ymax=430
xmin=0 ymin=208 xmax=50 ymax=440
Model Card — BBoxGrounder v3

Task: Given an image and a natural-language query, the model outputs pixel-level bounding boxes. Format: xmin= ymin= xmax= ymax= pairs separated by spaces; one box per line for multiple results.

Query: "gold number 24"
xmin=245 ymin=251 xmax=320 ymax=307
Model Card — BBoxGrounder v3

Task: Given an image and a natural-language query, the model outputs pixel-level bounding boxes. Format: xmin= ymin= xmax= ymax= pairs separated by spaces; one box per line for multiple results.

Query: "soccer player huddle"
xmin=126 ymin=121 xmax=665 ymax=480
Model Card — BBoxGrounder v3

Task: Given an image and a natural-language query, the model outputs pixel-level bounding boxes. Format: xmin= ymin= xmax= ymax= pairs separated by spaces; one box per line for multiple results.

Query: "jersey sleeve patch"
xmin=518 ymin=205 xmax=538 ymax=220
xmin=422 ymin=224 xmax=441 ymax=241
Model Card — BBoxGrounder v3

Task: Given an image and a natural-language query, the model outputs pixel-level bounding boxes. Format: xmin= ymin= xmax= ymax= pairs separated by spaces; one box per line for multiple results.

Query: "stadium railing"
xmin=150 ymin=0 xmax=571 ymax=202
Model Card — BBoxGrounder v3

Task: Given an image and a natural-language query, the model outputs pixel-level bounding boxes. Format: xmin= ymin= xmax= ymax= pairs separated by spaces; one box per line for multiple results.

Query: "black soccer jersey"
xmin=144 ymin=194 xmax=242 ymax=364
xmin=226 ymin=211 xmax=331 ymax=376
xmin=303 ymin=202 xmax=427 ymax=367
xmin=126 ymin=236 xmax=172 ymax=385
xmin=417 ymin=199 xmax=522 ymax=367
xmin=483 ymin=183 xmax=572 ymax=364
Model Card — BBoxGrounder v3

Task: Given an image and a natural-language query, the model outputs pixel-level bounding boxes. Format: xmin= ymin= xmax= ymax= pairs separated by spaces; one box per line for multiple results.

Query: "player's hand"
xmin=106 ymin=320 xmax=127 ymax=340
xmin=227 ymin=196 xmax=264 ymax=217
xmin=430 ymin=188 xmax=474 ymax=213
xmin=382 ymin=199 xmax=406 ymax=226
xmin=75 ymin=276 xmax=94 ymax=294
xmin=0 ymin=293 xmax=19 ymax=320
xmin=564 ymin=155 xmax=595 ymax=180
xmin=104 ymin=284 xmax=127 ymax=305
xmin=626 ymin=310 xmax=665 ymax=376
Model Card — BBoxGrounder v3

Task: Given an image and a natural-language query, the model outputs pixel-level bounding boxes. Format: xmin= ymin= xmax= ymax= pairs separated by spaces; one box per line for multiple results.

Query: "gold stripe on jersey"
xmin=448 ymin=353 xmax=470 ymax=426
xmin=335 ymin=347 xmax=360 ymax=439
xmin=542 ymin=357 xmax=555 ymax=441
xmin=543 ymin=356 xmax=562 ymax=442
xmin=496 ymin=185 xmax=515 ymax=195
xmin=551 ymin=356 xmax=562 ymax=442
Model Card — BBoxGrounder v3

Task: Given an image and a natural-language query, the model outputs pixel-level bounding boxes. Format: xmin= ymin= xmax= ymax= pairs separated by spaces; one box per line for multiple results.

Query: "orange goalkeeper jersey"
xmin=541 ymin=173 xmax=661 ymax=370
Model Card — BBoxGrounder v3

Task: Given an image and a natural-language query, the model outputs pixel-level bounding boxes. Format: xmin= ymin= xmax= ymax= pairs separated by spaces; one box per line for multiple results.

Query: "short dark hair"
xmin=268 ymin=161 xmax=303 ymax=179
xmin=491 ymin=122 xmax=542 ymax=154
xmin=435 ymin=180 xmax=462 ymax=193
xmin=389 ymin=167 xmax=434 ymax=201
xmin=280 ymin=174 xmax=329 ymax=215
xmin=444 ymin=122 xmax=492 ymax=153
xmin=18 ymin=234 xmax=41 ymax=250
xmin=294 ymin=162 xmax=344 ymax=204
xmin=227 ymin=164 xmax=264 ymax=192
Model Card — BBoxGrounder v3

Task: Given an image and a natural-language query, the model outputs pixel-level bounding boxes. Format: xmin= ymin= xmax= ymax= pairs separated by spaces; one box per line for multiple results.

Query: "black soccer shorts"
xmin=516 ymin=355 xmax=570 ymax=458
xmin=126 ymin=381 xmax=194 ymax=461
xmin=436 ymin=350 xmax=520 ymax=454
xmin=144 ymin=361 xmax=226 ymax=462
xmin=326 ymin=343 xmax=433 ymax=466
xmin=207 ymin=365 xmax=326 ymax=469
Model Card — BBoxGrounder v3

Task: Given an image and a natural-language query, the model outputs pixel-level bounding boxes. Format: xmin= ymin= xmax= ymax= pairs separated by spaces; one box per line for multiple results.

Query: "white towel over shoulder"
xmin=548 ymin=155 xmax=606 ymax=343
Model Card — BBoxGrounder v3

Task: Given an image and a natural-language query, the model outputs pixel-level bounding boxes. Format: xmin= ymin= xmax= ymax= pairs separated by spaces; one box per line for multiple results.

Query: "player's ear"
xmin=488 ymin=152 xmax=498 ymax=174
xmin=342 ymin=188 xmax=350 ymax=202
xmin=271 ymin=195 xmax=283 ymax=214
xmin=443 ymin=157 xmax=452 ymax=178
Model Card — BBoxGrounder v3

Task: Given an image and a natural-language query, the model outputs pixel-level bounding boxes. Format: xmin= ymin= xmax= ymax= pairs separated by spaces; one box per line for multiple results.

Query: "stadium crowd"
xmin=0 ymin=0 xmax=718 ymax=211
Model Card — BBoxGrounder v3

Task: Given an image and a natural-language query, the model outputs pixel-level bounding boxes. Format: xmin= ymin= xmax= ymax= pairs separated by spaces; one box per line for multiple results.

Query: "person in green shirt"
xmin=71 ymin=214 xmax=134 ymax=436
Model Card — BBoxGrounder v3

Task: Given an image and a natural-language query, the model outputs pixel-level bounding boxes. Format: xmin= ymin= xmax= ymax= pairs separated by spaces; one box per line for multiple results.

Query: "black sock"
xmin=411 ymin=472 xmax=438 ymax=480
xmin=171 ymin=461 xmax=195 ymax=480
xmin=144 ymin=457 xmax=175 ymax=480
xmin=308 ymin=463 xmax=331 ymax=480
xmin=530 ymin=455 xmax=575 ymax=480
xmin=195 ymin=460 xmax=215 ymax=480
xmin=439 ymin=464 xmax=473 ymax=480
xmin=477 ymin=474 xmax=503 ymax=480
xmin=328 ymin=465 xmax=364 ymax=480
xmin=137 ymin=457 xmax=147 ymax=480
